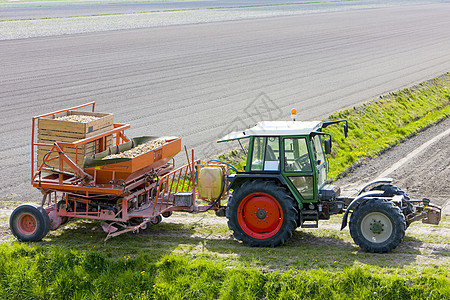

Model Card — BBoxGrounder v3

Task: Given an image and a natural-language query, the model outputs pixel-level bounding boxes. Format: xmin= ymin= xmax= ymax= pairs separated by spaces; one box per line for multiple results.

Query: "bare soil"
xmin=338 ymin=117 xmax=450 ymax=214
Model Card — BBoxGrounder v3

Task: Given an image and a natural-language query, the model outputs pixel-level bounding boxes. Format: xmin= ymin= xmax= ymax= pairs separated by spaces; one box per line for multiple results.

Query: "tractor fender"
xmin=357 ymin=178 xmax=393 ymax=196
xmin=228 ymin=173 xmax=288 ymax=191
xmin=340 ymin=190 xmax=385 ymax=230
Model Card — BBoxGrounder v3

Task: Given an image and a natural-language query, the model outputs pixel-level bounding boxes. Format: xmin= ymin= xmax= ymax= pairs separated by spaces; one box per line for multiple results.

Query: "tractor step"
xmin=301 ymin=223 xmax=318 ymax=228
xmin=300 ymin=210 xmax=319 ymax=228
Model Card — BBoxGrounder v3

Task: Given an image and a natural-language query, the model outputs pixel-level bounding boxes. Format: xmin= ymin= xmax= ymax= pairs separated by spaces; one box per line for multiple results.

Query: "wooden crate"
xmin=37 ymin=111 xmax=114 ymax=172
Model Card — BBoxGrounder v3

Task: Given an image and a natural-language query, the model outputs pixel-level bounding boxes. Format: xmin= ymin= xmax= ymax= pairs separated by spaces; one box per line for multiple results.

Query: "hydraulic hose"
xmin=206 ymin=160 xmax=238 ymax=172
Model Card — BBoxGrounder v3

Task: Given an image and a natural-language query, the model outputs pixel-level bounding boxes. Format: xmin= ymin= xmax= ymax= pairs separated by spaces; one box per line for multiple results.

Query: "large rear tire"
xmin=9 ymin=203 xmax=50 ymax=242
xmin=349 ymin=199 xmax=406 ymax=253
xmin=226 ymin=180 xmax=298 ymax=247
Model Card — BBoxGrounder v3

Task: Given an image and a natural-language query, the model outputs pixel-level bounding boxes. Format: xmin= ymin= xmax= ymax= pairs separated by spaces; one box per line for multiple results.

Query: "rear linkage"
xmin=341 ymin=178 xmax=441 ymax=230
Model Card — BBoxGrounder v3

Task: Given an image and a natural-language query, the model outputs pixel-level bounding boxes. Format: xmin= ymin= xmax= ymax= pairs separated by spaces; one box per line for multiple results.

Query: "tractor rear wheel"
xmin=10 ymin=203 xmax=50 ymax=242
xmin=349 ymin=199 xmax=406 ymax=253
xmin=226 ymin=180 xmax=298 ymax=247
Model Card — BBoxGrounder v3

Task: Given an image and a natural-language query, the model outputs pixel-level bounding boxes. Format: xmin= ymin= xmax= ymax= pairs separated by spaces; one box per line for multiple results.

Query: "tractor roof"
xmin=217 ymin=121 xmax=322 ymax=143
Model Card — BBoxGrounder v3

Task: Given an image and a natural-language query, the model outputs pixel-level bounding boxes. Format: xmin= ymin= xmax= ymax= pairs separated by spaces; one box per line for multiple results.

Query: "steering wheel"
xmin=294 ymin=154 xmax=310 ymax=170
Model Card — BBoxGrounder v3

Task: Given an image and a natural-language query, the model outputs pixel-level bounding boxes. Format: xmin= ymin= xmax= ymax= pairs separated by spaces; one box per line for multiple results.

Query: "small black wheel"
xmin=10 ymin=203 xmax=50 ymax=242
xmin=162 ymin=211 xmax=172 ymax=218
xmin=140 ymin=221 xmax=150 ymax=231
xmin=226 ymin=180 xmax=298 ymax=247
xmin=151 ymin=215 xmax=162 ymax=225
xmin=349 ymin=199 xmax=406 ymax=253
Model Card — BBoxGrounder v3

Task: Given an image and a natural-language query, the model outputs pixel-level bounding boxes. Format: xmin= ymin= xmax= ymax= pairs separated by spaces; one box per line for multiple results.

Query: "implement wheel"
xmin=227 ymin=180 xmax=298 ymax=247
xmin=349 ymin=199 xmax=406 ymax=253
xmin=10 ymin=203 xmax=50 ymax=242
xmin=151 ymin=215 xmax=162 ymax=225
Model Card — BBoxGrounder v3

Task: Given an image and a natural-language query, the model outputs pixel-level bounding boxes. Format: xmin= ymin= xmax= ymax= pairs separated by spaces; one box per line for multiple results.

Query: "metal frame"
xmin=31 ymin=102 xmax=227 ymax=240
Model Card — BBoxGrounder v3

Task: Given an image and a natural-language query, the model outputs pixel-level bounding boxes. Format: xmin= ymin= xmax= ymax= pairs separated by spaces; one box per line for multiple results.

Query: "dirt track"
xmin=338 ymin=117 xmax=449 ymax=214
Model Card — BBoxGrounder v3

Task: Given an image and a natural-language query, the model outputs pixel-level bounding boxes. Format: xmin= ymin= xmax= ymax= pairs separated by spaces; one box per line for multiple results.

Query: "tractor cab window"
xmin=283 ymin=138 xmax=312 ymax=172
xmin=251 ymin=137 xmax=280 ymax=171
xmin=311 ymin=135 xmax=326 ymax=165
xmin=284 ymin=138 xmax=314 ymax=200
xmin=311 ymin=135 xmax=327 ymax=188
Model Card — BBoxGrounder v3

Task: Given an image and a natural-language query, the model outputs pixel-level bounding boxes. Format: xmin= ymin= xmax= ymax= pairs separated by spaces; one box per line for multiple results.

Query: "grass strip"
xmin=219 ymin=73 xmax=450 ymax=182
xmin=325 ymin=73 xmax=450 ymax=180
xmin=0 ymin=243 xmax=448 ymax=299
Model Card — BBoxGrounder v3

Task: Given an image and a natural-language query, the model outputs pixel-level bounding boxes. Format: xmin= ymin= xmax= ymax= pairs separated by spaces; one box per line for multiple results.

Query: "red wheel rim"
xmin=237 ymin=193 xmax=283 ymax=239
xmin=16 ymin=213 xmax=37 ymax=236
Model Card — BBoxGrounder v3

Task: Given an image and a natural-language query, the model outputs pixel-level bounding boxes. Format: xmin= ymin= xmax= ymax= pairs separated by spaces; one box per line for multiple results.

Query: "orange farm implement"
xmin=10 ymin=102 xmax=229 ymax=242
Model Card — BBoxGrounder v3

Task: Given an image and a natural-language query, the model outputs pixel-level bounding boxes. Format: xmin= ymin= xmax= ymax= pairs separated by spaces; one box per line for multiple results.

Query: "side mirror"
xmin=344 ymin=124 xmax=348 ymax=138
xmin=324 ymin=138 xmax=332 ymax=154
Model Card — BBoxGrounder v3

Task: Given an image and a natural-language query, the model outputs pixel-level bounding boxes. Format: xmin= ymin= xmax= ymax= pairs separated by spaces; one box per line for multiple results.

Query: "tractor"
xmin=218 ymin=110 xmax=441 ymax=253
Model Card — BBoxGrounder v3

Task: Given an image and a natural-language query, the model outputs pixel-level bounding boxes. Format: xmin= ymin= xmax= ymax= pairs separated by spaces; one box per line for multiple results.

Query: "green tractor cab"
xmin=218 ymin=120 xmax=347 ymax=206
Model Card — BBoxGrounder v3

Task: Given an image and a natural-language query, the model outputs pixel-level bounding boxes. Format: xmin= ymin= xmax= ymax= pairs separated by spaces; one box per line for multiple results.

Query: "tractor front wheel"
xmin=227 ymin=180 xmax=298 ymax=247
xmin=349 ymin=199 xmax=406 ymax=253
xmin=9 ymin=203 xmax=50 ymax=242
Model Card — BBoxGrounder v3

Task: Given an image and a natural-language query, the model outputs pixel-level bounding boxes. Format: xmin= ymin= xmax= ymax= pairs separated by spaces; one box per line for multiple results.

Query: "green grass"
xmin=5 ymin=214 xmax=449 ymax=267
xmin=325 ymin=74 xmax=450 ymax=180
xmin=4 ymin=214 xmax=448 ymax=270
xmin=1 ymin=214 xmax=448 ymax=298
xmin=0 ymin=242 xmax=448 ymax=299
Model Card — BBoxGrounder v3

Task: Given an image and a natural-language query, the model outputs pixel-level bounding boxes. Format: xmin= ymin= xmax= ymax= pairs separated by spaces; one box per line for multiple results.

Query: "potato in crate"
xmin=37 ymin=110 xmax=114 ymax=171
